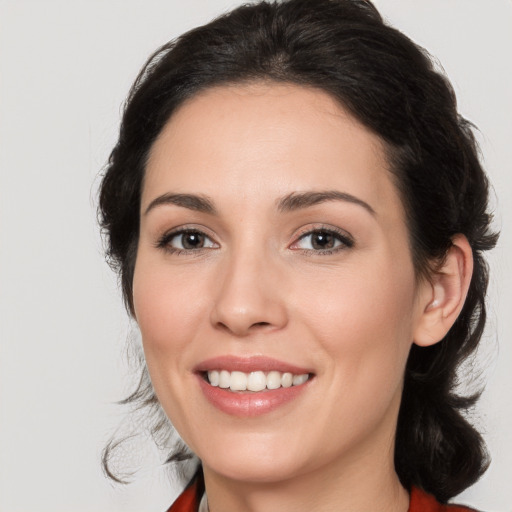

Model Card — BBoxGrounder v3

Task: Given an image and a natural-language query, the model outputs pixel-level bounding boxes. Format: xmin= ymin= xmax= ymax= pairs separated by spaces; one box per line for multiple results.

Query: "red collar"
xmin=409 ymin=486 xmax=476 ymax=512
xmin=167 ymin=470 xmax=204 ymax=512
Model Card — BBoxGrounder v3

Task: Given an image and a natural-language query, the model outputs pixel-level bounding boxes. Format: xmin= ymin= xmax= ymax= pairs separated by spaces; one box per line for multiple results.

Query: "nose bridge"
xmin=210 ymin=237 xmax=287 ymax=336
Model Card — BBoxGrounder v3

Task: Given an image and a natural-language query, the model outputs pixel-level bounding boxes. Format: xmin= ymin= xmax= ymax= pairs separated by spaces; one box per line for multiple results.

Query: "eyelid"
xmin=289 ymin=224 xmax=354 ymax=252
xmin=154 ymin=223 xmax=353 ymax=255
xmin=155 ymin=225 xmax=220 ymax=254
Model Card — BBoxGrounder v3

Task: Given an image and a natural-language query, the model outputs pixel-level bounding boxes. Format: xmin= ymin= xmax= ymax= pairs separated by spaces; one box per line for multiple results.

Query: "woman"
xmin=99 ymin=0 xmax=498 ymax=510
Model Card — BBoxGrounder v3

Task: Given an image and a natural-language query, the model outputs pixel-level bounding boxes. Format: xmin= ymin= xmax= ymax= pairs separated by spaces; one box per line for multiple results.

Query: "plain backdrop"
xmin=0 ymin=1 xmax=510 ymax=511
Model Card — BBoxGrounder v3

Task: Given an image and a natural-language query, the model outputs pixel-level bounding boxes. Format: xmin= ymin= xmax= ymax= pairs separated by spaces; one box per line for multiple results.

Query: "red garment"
xmin=408 ymin=487 xmax=477 ymax=512
xmin=167 ymin=474 xmax=477 ymax=512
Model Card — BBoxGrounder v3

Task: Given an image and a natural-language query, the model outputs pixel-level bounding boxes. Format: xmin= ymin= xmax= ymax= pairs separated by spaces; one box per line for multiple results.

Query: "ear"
xmin=413 ymin=234 xmax=473 ymax=347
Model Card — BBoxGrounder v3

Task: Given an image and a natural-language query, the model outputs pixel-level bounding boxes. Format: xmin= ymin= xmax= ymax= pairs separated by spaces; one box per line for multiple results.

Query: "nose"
xmin=210 ymin=249 xmax=288 ymax=337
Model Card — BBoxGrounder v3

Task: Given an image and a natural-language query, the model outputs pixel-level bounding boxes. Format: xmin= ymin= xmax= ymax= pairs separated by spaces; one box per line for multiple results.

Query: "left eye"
xmin=293 ymin=229 xmax=352 ymax=251
xmin=165 ymin=230 xmax=217 ymax=250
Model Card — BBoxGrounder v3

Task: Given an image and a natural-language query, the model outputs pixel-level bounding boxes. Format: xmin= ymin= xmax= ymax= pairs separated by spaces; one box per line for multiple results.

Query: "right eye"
xmin=157 ymin=229 xmax=218 ymax=253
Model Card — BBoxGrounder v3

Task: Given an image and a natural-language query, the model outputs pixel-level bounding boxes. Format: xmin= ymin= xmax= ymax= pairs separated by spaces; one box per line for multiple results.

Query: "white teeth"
xmin=281 ymin=372 xmax=293 ymax=388
xmin=229 ymin=371 xmax=247 ymax=391
xmin=292 ymin=374 xmax=309 ymax=386
xmin=247 ymin=371 xmax=267 ymax=392
xmin=266 ymin=371 xmax=282 ymax=390
xmin=219 ymin=370 xmax=230 ymax=389
xmin=208 ymin=370 xmax=220 ymax=386
xmin=206 ymin=370 xmax=310 ymax=391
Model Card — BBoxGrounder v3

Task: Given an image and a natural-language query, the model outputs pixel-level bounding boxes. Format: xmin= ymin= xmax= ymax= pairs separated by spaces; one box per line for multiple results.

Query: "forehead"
xmin=143 ymin=82 xmax=402 ymax=221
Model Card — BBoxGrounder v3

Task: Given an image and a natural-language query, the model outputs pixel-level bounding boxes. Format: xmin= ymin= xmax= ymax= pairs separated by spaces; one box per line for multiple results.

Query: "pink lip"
xmin=194 ymin=356 xmax=314 ymax=417
xmin=193 ymin=355 xmax=312 ymax=374
xmin=197 ymin=377 xmax=311 ymax=417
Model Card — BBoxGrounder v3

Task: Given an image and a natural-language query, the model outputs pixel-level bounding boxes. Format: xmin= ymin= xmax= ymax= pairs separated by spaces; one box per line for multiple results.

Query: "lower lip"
xmin=197 ymin=375 xmax=311 ymax=417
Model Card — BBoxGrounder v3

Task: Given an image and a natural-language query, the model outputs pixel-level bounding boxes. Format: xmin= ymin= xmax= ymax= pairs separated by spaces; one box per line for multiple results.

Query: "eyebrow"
xmin=144 ymin=193 xmax=217 ymax=216
xmin=277 ymin=191 xmax=376 ymax=215
xmin=144 ymin=190 xmax=375 ymax=217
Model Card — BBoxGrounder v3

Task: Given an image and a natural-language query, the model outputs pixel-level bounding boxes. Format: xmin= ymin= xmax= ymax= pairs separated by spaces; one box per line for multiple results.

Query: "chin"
xmin=195 ymin=431 xmax=312 ymax=483
xmin=203 ymin=453 xmax=306 ymax=484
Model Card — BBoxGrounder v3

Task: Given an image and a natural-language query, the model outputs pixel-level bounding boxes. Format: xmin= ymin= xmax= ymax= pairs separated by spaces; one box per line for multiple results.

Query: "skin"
xmin=133 ymin=82 xmax=472 ymax=512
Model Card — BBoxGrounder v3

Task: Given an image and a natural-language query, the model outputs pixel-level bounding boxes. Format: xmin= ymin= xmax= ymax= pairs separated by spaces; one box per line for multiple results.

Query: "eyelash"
xmin=155 ymin=225 xmax=354 ymax=256
xmin=155 ymin=228 xmax=217 ymax=256
xmin=293 ymin=226 xmax=354 ymax=255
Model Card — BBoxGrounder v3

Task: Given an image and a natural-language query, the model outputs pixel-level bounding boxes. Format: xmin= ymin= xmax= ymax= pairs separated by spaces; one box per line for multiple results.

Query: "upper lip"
xmin=193 ymin=355 xmax=313 ymax=374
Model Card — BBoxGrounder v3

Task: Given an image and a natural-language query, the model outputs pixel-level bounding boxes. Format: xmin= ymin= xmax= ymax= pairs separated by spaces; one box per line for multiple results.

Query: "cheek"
xmin=295 ymin=253 xmax=418 ymax=388
xmin=131 ymin=255 xmax=214 ymax=439
xmin=132 ymin=256 xmax=209 ymax=366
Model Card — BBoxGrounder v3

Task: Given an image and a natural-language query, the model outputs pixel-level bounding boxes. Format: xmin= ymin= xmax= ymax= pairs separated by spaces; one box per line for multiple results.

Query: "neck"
xmin=202 ymin=441 xmax=409 ymax=512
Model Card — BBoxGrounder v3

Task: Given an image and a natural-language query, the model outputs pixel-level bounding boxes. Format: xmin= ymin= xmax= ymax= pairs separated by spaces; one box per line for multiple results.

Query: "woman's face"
xmin=133 ymin=83 xmax=432 ymax=483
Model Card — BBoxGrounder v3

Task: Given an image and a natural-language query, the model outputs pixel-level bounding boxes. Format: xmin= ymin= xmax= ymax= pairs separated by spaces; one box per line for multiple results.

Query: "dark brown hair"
xmin=99 ymin=0 xmax=498 ymax=502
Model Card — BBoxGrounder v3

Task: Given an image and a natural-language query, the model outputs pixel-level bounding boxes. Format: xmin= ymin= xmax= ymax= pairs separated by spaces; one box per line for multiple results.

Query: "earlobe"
xmin=413 ymin=234 xmax=473 ymax=347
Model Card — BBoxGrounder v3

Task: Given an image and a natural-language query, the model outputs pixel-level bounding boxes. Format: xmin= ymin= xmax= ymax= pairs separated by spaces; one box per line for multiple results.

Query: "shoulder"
xmin=409 ymin=487 xmax=479 ymax=512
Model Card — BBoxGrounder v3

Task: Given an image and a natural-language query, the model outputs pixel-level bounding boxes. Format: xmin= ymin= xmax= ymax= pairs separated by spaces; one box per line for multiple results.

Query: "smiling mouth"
xmin=196 ymin=359 xmax=314 ymax=416
xmin=204 ymin=370 xmax=312 ymax=392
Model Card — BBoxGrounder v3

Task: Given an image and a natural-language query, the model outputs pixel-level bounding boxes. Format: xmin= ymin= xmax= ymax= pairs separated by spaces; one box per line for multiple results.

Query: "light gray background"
xmin=0 ymin=1 xmax=510 ymax=511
